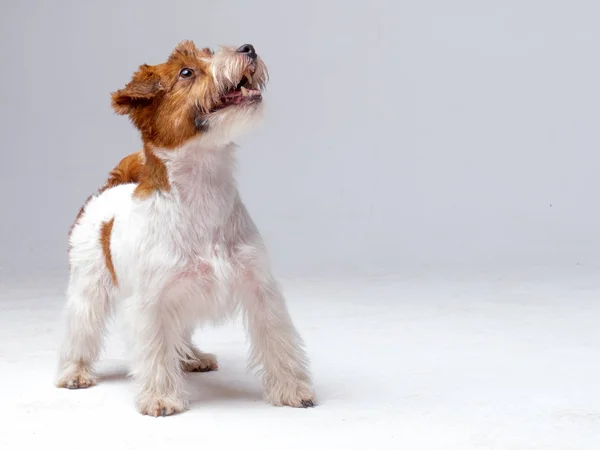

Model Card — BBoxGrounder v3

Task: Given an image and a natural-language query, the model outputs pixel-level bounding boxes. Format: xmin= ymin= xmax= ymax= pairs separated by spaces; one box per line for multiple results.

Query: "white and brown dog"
xmin=56 ymin=41 xmax=315 ymax=416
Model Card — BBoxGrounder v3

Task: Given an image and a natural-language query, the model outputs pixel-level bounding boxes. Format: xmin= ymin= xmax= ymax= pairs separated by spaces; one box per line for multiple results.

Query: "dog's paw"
xmin=137 ymin=395 xmax=186 ymax=417
xmin=266 ymin=379 xmax=316 ymax=408
xmin=182 ymin=352 xmax=219 ymax=372
xmin=56 ymin=367 xmax=96 ymax=389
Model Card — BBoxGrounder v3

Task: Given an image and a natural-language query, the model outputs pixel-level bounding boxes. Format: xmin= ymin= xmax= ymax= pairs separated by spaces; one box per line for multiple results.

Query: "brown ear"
xmin=111 ymin=64 xmax=162 ymax=115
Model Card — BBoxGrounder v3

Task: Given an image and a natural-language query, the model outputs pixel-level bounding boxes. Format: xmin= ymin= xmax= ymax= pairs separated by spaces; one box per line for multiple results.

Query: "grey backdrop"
xmin=1 ymin=0 xmax=599 ymax=279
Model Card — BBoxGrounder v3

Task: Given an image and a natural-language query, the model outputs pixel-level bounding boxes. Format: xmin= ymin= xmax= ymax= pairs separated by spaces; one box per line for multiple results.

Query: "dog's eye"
xmin=179 ymin=68 xmax=194 ymax=79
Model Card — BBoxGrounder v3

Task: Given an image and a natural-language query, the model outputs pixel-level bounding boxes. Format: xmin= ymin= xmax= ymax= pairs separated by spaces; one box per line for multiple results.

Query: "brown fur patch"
xmin=108 ymin=41 xmax=223 ymax=198
xmin=106 ymin=150 xmax=144 ymax=187
xmin=110 ymin=41 xmax=217 ymax=149
xmin=133 ymin=146 xmax=171 ymax=199
xmin=100 ymin=218 xmax=117 ymax=286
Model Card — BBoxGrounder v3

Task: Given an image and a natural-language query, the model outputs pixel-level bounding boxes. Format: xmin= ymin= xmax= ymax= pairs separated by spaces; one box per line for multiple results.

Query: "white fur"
xmin=56 ymin=104 xmax=314 ymax=415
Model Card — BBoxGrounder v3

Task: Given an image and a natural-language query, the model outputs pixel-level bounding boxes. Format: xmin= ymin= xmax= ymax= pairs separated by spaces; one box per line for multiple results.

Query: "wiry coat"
xmin=56 ymin=41 xmax=315 ymax=416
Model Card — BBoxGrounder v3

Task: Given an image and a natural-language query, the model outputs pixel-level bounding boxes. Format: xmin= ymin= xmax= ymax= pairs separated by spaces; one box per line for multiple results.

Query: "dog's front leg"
xmin=125 ymin=291 xmax=188 ymax=417
xmin=240 ymin=269 xmax=316 ymax=408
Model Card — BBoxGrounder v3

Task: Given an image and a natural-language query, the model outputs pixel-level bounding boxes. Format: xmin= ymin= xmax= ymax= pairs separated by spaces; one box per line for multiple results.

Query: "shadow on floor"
xmin=95 ymin=360 xmax=264 ymax=405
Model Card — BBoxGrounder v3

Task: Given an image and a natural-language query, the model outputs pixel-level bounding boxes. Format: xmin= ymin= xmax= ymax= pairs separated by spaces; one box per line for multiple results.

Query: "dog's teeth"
xmin=245 ymin=73 xmax=253 ymax=84
xmin=240 ymin=86 xmax=249 ymax=96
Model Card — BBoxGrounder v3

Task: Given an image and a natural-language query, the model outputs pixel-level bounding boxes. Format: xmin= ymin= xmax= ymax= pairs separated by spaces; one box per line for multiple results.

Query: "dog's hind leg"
xmin=180 ymin=327 xmax=219 ymax=373
xmin=56 ymin=270 xmax=114 ymax=389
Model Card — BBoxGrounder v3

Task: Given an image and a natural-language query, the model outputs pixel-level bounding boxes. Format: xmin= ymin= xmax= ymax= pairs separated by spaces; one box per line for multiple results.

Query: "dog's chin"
xmin=198 ymin=101 xmax=264 ymax=147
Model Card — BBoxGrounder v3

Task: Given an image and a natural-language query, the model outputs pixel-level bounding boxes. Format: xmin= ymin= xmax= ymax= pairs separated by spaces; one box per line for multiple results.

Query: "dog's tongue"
xmin=220 ymin=87 xmax=260 ymax=105
xmin=221 ymin=90 xmax=244 ymax=105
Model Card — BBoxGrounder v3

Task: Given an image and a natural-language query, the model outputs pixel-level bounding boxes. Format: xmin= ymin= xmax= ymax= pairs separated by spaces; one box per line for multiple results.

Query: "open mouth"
xmin=218 ymin=68 xmax=262 ymax=107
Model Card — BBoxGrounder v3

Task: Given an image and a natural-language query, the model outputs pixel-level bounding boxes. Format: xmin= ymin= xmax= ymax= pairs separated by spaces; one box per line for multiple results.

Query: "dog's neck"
xmin=152 ymin=138 xmax=236 ymax=200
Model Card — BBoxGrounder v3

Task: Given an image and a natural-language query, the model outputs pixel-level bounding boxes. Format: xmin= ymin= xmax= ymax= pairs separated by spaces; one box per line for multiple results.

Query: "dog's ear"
xmin=111 ymin=64 xmax=163 ymax=115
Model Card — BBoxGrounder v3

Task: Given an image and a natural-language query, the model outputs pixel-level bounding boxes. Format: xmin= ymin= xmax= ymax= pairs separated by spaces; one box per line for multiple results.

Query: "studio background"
xmin=1 ymin=2 xmax=600 ymax=449
xmin=2 ymin=0 xmax=598 ymax=279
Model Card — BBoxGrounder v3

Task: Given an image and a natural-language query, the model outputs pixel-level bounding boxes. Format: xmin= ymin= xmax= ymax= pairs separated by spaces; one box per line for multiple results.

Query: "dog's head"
xmin=111 ymin=40 xmax=268 ymax=148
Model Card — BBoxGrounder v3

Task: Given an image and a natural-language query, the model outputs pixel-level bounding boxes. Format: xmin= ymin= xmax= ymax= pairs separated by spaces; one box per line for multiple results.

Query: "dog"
xmin=56 ymin=41 xmax=315 ymax=416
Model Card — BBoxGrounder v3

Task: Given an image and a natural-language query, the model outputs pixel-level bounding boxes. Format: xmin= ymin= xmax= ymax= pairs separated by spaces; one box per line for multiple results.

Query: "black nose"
xmin=236 ymin=44 xmax=257 ymax=60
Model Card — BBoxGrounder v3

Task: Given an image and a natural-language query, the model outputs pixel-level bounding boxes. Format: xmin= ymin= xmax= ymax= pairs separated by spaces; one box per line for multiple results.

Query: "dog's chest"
xmin=159 ymin=214 xmax=240 ymax=292
xmin=181 ymin=242 xmax=237 ymax=280
xmin=162 ymin=243 xmax=241 ymax=321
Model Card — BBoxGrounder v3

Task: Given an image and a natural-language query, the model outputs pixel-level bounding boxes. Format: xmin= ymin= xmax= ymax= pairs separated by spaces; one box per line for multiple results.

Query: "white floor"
xmin=1 ymin=269 xmax=599 ymax=450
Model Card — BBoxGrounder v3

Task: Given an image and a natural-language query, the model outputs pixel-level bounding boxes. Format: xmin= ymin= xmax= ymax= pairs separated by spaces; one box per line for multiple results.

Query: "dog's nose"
xmin=236 ymin=44 xmax=257 ymax=60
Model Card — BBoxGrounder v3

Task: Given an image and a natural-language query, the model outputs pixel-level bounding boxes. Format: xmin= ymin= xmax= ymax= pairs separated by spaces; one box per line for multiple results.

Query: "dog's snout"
xmin=236 ymin=44 xmax=257 ymax=60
